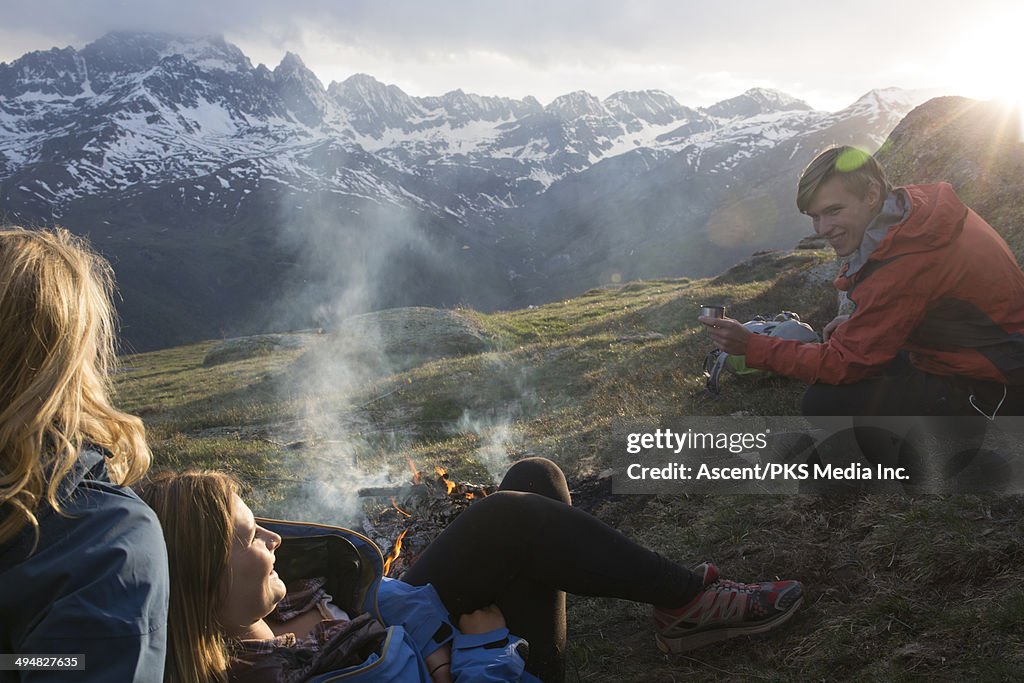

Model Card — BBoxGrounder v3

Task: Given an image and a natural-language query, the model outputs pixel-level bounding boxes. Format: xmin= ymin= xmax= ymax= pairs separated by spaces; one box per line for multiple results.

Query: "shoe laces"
xmin=713 ymin=578 xmax=758 ymax=594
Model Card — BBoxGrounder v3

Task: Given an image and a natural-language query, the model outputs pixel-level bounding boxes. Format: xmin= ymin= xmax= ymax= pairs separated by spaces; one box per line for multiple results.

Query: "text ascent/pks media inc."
xmin=625 ymin=462 xmax=909 ymax=482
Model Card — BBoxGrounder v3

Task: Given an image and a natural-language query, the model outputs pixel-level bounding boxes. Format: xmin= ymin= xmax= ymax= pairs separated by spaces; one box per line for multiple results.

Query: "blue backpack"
xmin=257 ymin=519 xmax=435 ymax=682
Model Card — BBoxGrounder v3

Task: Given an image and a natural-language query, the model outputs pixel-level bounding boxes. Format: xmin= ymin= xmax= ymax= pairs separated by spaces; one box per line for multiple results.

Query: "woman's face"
xmin=217 ymin=494 xmax=287 ymax=635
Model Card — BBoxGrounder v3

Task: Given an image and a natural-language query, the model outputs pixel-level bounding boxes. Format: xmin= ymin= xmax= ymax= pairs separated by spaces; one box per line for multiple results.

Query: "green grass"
xmin=115 ymin=248 xmax=1024 ymax=681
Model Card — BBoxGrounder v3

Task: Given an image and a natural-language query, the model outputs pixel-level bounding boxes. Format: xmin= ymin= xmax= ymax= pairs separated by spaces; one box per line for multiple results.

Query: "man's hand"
xmin=698 ymin=316 xmax=752 ymax=355
xmin=458 ymin=605 xmax=506 ymax=634
xmin=823 ymin=314 xmax=851 ymax=341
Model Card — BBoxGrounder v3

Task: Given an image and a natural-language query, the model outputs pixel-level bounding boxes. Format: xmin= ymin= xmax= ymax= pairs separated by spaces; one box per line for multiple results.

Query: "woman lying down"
xmin=138 ymin=458 xmax=803 ymax=682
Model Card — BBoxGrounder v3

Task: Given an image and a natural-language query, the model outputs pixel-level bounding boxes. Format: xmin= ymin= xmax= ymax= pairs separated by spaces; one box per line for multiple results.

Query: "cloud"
xmin=0 ymin=0 xmax=1009 ymax=109
xmin=7 ymin=0 xmax=988 ymax=53
xmin=0 ymin=1 xmax=924 ymax=63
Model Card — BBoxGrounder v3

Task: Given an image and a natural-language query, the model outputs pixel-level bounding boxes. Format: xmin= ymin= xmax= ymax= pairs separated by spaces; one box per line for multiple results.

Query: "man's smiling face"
xmin=804 ymin=175 xmax=882 ymax=257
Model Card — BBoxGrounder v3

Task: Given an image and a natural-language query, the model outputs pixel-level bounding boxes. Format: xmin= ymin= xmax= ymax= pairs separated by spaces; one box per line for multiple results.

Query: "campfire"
xmin=360 ymin=461 xmax=495 ymax=578
xmin=360 ymin=461 xmax=614 ymax=578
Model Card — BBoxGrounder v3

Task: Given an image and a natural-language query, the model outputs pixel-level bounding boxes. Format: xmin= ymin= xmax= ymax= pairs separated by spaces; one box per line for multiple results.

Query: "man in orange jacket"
xmin=701 ymin=145 xmax=1024 ymax=419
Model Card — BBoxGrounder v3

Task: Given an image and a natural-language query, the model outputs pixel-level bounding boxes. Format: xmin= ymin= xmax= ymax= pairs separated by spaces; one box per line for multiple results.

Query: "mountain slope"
xmin=876 ymin=96 xmax=1024 ymax=258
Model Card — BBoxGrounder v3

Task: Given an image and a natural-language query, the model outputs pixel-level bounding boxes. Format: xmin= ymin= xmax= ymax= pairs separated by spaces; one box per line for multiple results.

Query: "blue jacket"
xmin=262 ymin=519 xmax=542 ymax=682
xmin=0 ymin=450 xmax=169 ymax=682
xmin=378 ymin=578 xmax=539 ymax=682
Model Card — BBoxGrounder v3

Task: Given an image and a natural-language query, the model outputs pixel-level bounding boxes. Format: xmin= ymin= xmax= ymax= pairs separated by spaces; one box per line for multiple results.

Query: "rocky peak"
xmin=275 ymin=52 xmax=312 ymax=77
xmin=164 ymin=35 xmax=253 ymax=73
xmin=330 ymin=72 xmax=387 ymax=96
xmin=273 ymin=52 xmax=329 ymax=126
xmin=273 ymin=52 xmax=326 ymax=93
xmin=81 ymin=31 xmax=169 ymax=67
xmin=545 ymin=90 xmax=607 ymax=119
xmin=328 ymin=74 xmax=423 ymax=132
xmin=0 ymin=46 xmax=89 ymax=98
xmin=329 ymin=73 xmax=413 ymax=109
xmin=840 ymin=87 xmax=929 ymax=115
xmin=704 ymin=87 xmax=813 ymax=119
xmin=423 ymin=89 xmax=543 ymax=123
xmin=439 ymin=89 xmax=491 ymax=118
xmin=604 ymin=89 xmax=700 ymax=125
xmin=254 ymin=63 xmax=274 ymax=81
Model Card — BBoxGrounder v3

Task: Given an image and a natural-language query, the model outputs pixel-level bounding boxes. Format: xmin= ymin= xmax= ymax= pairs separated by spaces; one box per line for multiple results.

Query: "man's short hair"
xmin=797 ymin=145 xmax=893 ymax=213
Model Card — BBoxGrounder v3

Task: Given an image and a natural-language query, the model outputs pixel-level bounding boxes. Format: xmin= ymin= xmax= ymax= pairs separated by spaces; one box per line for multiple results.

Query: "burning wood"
xmin=383 ymin=528 xmax=409 ymax=577
xmin=357 ymin=466 xmax=492 ymax=502
xmin=435 ymin=466 xmax=456 ymax=495
xmin=365 ymin=463 xmax=614 ymax=579
xmin=362 ymin=460 xmax=496 ymax=579
xmin=390 ymin=497 xmax=412 ymax=517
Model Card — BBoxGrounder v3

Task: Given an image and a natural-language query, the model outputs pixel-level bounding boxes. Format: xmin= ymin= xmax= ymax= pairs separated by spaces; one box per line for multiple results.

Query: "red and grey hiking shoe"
xmin=653 ymin=562 xmax=803 ymax=653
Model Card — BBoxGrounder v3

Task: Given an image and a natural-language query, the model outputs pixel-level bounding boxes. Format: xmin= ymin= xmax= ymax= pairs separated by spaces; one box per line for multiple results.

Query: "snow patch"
xmin=179 ymin=98 xmax=238 ymax=136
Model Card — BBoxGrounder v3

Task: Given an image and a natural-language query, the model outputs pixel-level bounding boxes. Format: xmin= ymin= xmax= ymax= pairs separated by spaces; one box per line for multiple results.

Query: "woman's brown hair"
xmin=137 ymin=469 xmax=241 ymax=683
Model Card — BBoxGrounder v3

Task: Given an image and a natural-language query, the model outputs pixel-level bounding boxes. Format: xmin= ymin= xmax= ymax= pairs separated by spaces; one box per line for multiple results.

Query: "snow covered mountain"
xmin=0 ymin=32 xmax=926 ymax=350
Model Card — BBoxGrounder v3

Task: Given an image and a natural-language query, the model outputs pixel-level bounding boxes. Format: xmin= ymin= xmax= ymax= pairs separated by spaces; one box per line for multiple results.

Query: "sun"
xmin=944 ymin=8 xmax=1024 ymax=109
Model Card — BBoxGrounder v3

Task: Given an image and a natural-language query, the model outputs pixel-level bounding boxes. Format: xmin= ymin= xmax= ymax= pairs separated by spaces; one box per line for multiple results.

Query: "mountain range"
xmin=0 ymin=32 xmax=928 ymax=350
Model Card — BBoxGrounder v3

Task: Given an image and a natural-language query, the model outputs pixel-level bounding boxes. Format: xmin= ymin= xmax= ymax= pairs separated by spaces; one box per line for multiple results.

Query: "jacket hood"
xmin=873 ymin=183 xmax=968 ymax=260
xmin=54 ymin=447 xmax=110 ymax=501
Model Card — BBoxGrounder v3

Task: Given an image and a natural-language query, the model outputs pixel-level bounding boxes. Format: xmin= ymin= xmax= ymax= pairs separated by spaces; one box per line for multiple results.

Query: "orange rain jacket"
xmin=746 ymin=183 xmax=1024 ymax=385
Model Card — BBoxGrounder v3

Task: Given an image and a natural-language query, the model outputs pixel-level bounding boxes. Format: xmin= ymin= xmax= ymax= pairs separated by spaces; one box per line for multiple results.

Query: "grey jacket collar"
xmin=845 ymin=188 xmax=911 ymax=277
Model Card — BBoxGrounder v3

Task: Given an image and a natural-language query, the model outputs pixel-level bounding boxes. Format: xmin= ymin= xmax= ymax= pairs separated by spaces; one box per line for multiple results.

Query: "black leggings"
xmin=402 ymin=457 xmax=702 ymax=682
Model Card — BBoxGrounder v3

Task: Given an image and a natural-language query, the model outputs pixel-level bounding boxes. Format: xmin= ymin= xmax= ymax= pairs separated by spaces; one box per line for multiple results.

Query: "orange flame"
xmin=435 ymin=465 xmax=456 ymax=495
xmin=390 ymin=497 xmax=412 ymax=517
xmin=406 ymin=457 xmax=422 ymax=485
xmin=383 ymin=528 xmax=410 ymax=577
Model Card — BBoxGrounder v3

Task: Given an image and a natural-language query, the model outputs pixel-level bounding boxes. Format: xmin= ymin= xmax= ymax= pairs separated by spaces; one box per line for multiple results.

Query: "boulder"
xmin=310 ymin=307 xmax=490 ymax=374
xmin=203 ymin=333 xmax=314 ymax=366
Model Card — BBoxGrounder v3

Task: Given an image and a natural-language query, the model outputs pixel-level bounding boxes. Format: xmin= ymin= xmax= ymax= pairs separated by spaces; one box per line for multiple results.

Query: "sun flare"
xmin=945 ymin=8 xmax=1024 ymax=109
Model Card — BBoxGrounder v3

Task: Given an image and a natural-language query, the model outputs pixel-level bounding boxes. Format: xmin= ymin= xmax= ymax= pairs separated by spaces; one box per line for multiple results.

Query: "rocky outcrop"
xmin=300 ymin=307 xmax=490 ymax=375
xmin=203 ymin=333 xmax=316 ymax=366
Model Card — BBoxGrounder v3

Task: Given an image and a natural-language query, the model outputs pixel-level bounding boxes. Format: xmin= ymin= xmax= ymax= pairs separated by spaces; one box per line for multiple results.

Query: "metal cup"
xmin=701 ymin=305 xmax=725 ymax=319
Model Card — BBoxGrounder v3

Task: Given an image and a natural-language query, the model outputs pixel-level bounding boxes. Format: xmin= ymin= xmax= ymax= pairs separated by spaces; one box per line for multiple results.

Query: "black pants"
xmin=800 ymin=354 xmax=1024 ymax=491
xmin=801 ymin=353 xmax=1024 ymax=418
xmin=403 ymin=458 xmax=702 ymax=682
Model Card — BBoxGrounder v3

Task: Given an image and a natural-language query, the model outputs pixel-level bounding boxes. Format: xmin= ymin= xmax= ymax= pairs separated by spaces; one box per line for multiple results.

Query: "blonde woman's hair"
xmin=0 ymin=226 xmax=151 ymax=546
xmin=137 ymin=470 xmax=240 ymax=683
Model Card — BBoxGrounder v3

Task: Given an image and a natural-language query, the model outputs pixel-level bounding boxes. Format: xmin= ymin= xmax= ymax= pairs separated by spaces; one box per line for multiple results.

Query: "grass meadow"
xmin=116 ymin=249 xmax=1024 ymax=681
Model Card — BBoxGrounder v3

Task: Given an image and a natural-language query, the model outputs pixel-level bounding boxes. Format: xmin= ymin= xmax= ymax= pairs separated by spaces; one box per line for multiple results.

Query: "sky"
xmin=0 ymin=0 xmax=1020 ymax=112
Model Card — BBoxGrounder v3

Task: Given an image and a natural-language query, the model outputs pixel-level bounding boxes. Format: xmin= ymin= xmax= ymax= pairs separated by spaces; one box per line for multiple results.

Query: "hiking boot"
xmin=653 ymin=562 xmax=803 ymax=653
